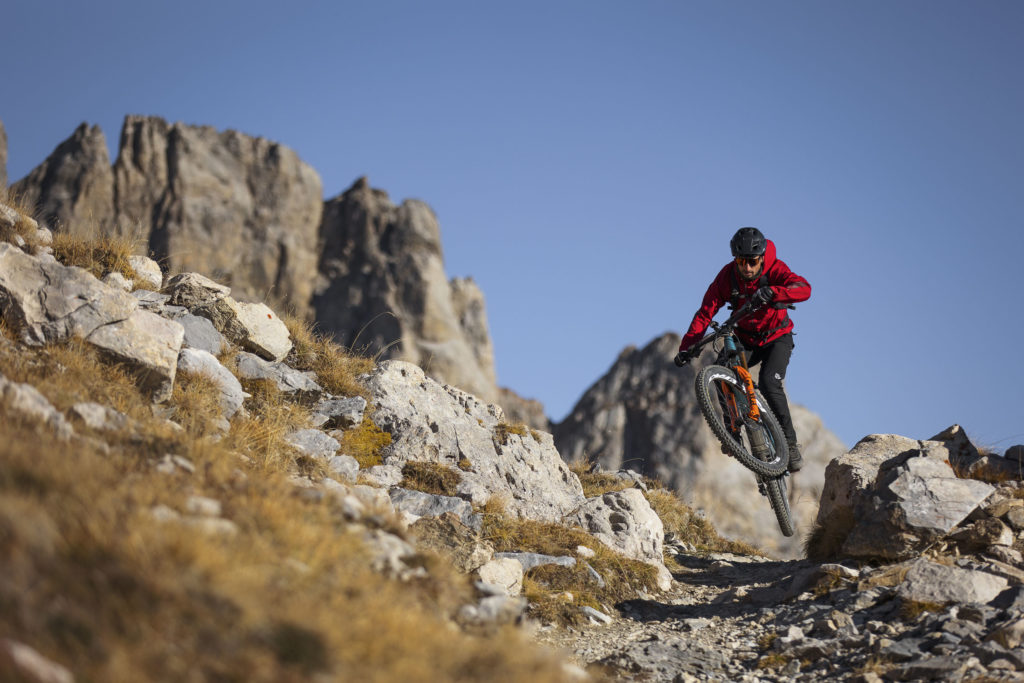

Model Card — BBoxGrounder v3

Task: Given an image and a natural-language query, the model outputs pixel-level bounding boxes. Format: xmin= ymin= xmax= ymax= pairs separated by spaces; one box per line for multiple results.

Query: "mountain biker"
xmin=674 ymin=227 xmax=811 ymax=472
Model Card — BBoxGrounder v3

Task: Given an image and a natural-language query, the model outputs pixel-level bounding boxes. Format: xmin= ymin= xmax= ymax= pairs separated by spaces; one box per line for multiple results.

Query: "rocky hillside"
xmin=2 ymin=195 xmax=1024 ymax=681
xmin=554 ymin=333 xmax=846 ymax=558
xmin=8 ymin=116 xmax=506 ymax=411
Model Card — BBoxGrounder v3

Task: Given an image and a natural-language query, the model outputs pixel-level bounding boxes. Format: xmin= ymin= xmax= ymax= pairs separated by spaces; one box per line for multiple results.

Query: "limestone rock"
xmin=311 ymin=396 xmax=367 ymax=429
xmin=10 ymin=122 xmax=115 ymax=234
xmin=284 ymin=429 xmax=340 ymax=459
xmin=389 ymin=488 xmax=480 ymax=530
xmin=366 ymin=361 xmax=585 ymax=523
xmin=163 ymin=272 xmax=231 ymax=309
xmin=813 ymin=432 xmax=994 ymax=560
xmin=0 ymin=243 xmax=138 ymax=345
xmin=192 ymin=296 xmax=291 ymax=361
xmin=235 ymin=352 xmax=321 ymax=395
xmin=477 ymin=558 xmax=524 ymax=596
xmin=102 ymin=271 xmax=132 ymax=291
xmin=313 ymin=178 xmax=497 ymax=402
xmin=0 ymin=373 xmax=74 ymax=440
xmin=176 ymin=348 xmax=244 ymax=418
xmin=127 ymin=255 xmax=163 ymax=291
xmin=69 ymin=402 xmax=133 ymax=432
xmin=86 ymin=310 xmax=184 ymax=403
xmin=410 ymin=512 xmax=494 ymax=573
xmin=897 ymin=558 xmax=1008 ymax=605
xmin=572 ymin=488 xmax=672 ymax=591
xmin=553 ymin=332 xmax=845 ymax=558
xmin=175 ymin=314 xmax=226 ymax=356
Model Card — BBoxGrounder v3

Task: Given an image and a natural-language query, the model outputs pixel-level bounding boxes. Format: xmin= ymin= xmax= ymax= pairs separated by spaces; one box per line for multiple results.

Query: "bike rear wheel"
xmin=763 ymin=475 xmax=794 ymax=536
xmin=695 ymin=365 xmax=789 ymax=478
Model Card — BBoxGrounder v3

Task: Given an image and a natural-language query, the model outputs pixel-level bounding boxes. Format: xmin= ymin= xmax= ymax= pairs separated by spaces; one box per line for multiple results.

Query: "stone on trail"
xmin=896 ymin=557 xmax=1008 ymax=606
xmin=572 ymin=488 xmax=672 ymax=591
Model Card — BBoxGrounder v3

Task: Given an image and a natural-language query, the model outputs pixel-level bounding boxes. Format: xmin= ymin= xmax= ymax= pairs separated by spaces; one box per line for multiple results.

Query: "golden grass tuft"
xmin=493 ymin=421 xmax=529 ymax=446
xmin=400 ymin=461 xmax=462 ymax=496
xmin=338 ymin=416 xmax=392 ymax=469
xmin=51 ymin=231 xmax=140 ymax=282
xmin=283 ymin=315 xmax=374 ymax=399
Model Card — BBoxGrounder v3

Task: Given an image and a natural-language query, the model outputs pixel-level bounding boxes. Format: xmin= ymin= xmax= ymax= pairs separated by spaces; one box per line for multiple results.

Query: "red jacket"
xmin=679 ymin=240 xmax=811 ymax=351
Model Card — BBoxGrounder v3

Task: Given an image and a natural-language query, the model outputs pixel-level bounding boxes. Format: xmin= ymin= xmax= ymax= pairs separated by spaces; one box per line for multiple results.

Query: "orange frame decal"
xmin=732 ymin=366 xmax=761 ymax=421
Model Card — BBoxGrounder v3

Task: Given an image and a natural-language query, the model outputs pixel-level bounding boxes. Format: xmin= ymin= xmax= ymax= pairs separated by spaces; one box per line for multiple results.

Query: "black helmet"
xmin=730 ymin=227 xmax=766 ymax=258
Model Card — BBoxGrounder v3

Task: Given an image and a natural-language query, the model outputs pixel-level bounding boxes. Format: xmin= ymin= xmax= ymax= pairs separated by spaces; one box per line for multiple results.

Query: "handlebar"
xmin=676 ymin=298 xmax=796 ymax=365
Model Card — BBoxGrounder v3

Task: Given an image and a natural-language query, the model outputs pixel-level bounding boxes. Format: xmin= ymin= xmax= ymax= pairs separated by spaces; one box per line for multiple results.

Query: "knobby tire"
xmin=694 ymin=365 xmax=789 ymax=478
xmin=764 ymin=475 xmax=795 ymax=537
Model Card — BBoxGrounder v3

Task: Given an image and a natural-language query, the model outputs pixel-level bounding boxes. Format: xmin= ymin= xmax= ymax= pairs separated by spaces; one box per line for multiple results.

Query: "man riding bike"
xmin=674 ymin=227 xmax=811 ymax=472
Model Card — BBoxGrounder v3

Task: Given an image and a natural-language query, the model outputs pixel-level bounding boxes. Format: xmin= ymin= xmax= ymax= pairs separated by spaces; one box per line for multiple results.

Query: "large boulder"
xmin=365 ymin=361 xmax=585 ymax=522
xmin=811 ymin=429 xmax=995 ymax=560
xmin=313 ymin=178 xmax=498 ymax=402
xmin=86 ymin=310 xmax=185 ymax=403
xmin=176 ymin=348 xmax=244 ymax=418
xmin=897 ymin=558 xmax=1008 ymax=606
xmin=572 ymin=488 xmax=672 ymax=591
xmin=553 ymin=332 xmax=846 ymax=558
xmin=0 ymin=243 xmax=138 ymax=345
xmin=10 ymin=123 xmax=115 ymax=234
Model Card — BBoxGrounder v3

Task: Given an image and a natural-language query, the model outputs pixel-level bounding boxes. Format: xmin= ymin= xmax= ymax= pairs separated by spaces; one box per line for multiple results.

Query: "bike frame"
xmin=687 ymin=302 xmax=763 ymax=428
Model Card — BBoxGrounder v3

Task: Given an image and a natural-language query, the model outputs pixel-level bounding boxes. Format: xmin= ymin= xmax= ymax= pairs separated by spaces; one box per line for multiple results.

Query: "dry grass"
xmin=480 ymin=507 xmax=659 ymax=626
xmin=400 ymin=462 xmax=462 ymax=496
xmin=899 ymin=598 xmax=946 ymax=621
xmin=338 ymin=417 xmax=392 ymax=469
xmin=283 ymin=315 xmax=374 ymax=400
xmin=493 ymin=421 xmax=530 ymax=446
xmin=51 ymin=231 xmax=140 ymax=282
xmin=0 ymin=336 xmax=571 ymax=682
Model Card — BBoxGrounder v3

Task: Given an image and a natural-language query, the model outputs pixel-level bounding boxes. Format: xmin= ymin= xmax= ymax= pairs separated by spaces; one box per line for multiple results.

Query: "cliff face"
xmin=313 ymin=177 xmax=498 ymax=402
xmin=553 ymin=333 xmax=846 ymax=558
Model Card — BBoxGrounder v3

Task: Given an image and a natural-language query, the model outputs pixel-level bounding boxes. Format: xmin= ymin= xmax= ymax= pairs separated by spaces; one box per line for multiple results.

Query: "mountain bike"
xmin=676 ymin=300 xmax=794 ymax=536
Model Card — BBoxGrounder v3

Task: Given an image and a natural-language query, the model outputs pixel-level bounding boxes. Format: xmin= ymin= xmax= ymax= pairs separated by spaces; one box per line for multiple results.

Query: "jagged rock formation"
xmin=553 ymin=332 xmax=846 ymax=558
xmin=12 ymin=116 xmax=324 ymax=318
xmin=10 ymin=123 xmax=115 ymax=236
xmin=314 ymin=178 xmax=498 ymax=402
xmin=11 ymin=117 xmax=520 ymax=410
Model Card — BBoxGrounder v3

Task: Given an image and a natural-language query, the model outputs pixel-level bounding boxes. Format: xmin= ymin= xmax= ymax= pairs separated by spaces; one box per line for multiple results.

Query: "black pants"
xmin=745 ymin=333 xmax=797 ymax=444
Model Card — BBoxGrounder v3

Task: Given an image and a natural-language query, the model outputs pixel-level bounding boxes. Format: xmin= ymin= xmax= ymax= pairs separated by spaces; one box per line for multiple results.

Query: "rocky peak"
xmin=11 ymin=123 xmax=114 ymax=234
xmin=314 ymin=177 xmax=498 ymax=402
xmin=553 ymin=331 xmax=846 ymax=558
xmin=112 ymin=115 xmax=324 ymax=317
xmin=13 ymin=115 xmax=324 ymax=318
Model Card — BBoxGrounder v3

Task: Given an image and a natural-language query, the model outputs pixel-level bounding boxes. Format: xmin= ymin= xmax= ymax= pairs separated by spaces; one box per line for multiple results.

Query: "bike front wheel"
xmin=695 ymin=365 xmax=789 ymax=478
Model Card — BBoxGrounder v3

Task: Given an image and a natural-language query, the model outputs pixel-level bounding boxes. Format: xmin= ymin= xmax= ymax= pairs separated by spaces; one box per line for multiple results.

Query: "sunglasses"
xmin=735 ymin=256 xmax=762 ymax=267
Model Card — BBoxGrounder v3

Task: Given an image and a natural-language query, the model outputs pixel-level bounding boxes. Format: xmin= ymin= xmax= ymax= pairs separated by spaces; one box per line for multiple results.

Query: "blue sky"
xmin=4 ymin=1 xmax=1023 ymax=451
